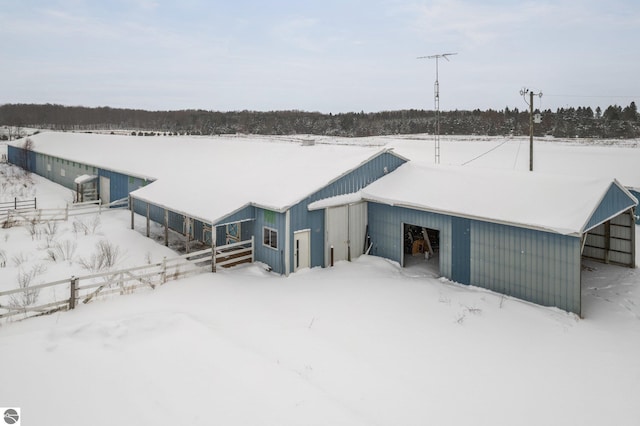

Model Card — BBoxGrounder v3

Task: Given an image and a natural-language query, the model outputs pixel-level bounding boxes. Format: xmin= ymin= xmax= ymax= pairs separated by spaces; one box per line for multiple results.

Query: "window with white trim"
xmin=263 ymin=226 xmax=278 ymax=249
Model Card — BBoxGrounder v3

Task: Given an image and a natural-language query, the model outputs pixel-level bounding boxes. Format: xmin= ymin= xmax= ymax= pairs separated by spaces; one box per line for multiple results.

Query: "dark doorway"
xmin=403 ymin=223 xmax=440 ymax=276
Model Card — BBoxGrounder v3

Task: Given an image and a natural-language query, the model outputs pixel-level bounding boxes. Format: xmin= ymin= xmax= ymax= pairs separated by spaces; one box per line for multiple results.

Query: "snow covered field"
xmin=0 ymin=135 xmax=639 ymax=425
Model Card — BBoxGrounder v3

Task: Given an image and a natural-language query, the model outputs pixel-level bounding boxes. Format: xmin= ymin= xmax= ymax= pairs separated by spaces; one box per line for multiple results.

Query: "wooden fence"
xmin=3 ymin=198 xmax=128 ymax=226
xmin=0 ymin=197 xmax=36 ymax=217
xmin=0 ymin=237 xmax=254 ymax=322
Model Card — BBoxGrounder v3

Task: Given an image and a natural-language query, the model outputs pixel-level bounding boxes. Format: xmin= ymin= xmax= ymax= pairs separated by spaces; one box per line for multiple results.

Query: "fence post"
xmin=330 ymin=245 xmax=334 ymax=267
xmin=14 ymin=197 xmax=17 ymax=210
xmin=161 ymin=256 xmax=167 ymax=284
xmin=130 ymin=196 xmax=135 ymax=230
xmin=69 ymin=276 xmax=77 ymax=310
xmin=251 ymin=236 xmax=255 ymax=263
xmin=34 ymin=197 xmax=37 ymax=210
xmin=211 ymin=242 xmax=216 ymax=272
xmin=65 ymin=204 xmax=69 ymax=221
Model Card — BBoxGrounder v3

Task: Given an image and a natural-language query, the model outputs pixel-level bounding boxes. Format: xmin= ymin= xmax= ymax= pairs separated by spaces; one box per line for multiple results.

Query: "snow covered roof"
xmin=308 ymin=191 xmax=363 ymax=210
xmin=73 ymin=174 xmax=97 ymax=185
xmin=361 ymin=162 xmax=636 ymax=236
xmin=385 ymin=135 xmax=640 ymax=191
xmin=19 ymin=132 xmax=400 ymax=224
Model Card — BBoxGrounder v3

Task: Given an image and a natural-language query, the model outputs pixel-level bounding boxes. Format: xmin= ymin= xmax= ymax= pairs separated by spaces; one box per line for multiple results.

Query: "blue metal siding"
xmin=215 ymin=205 xmax=256 ymax=226
xmin=366 ymin=202 xmax=452 ymax=278
xmin=630 ymin=190 xmax=639 ymax=224
xmin=12 ymin=149 xmax=146 ymax=205
xmin=98 ymin=169 xmax=142 ymax=202
xmin=254 ymin=208 xmax=287 ymax=274
xmin=289 ymin=203 xmax=324 ymax=268
xmin=451 ymin=217 xmax=471 ymax=284
xmin=470 ymin=220 xmax=581 ymax=315
xmin=584 ymin=183 xmax=637 ymax=231
xmin=287 ymin=151 xmax=407 ymax=271
xmin=7 ymin=145 xmax=19 ymax=165
xmin=368 ymin=202 xmax=582 ymax=315
xmin=7 ymin=146 xmax=36 ymax=172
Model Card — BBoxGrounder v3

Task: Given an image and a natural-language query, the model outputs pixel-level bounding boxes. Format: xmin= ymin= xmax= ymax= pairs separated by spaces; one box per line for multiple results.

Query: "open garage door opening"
xmin=403 ymin=223 xmax=440 ymax=277
xmin=582 ymin=209 xmax=636 ymax=269
xmin=580 ymin=208 xmax=636 ymax=316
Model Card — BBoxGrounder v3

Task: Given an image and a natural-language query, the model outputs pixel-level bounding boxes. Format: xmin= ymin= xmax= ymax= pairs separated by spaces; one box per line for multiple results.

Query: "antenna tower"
xmin=418 ymin=52 xmax=457 ymax=164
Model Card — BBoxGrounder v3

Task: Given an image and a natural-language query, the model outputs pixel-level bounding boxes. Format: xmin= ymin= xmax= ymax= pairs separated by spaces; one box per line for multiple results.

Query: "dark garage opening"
xmin=582 ymin=211 xmax=636 ymax=269
xmin=403 ymin=223 xmax=440 ymax=276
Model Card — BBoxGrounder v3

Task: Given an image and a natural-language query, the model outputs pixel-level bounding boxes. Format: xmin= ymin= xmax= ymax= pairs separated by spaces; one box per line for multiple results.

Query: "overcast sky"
xmin=2 ymin=0 xmax=639 ymax=113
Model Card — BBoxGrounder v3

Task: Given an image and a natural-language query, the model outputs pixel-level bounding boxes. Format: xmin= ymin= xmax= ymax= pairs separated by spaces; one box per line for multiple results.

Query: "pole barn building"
xmin=6 ymin=133 xmax=637 ymax=316
xmin=344 ymin=163 xmax=636 ymax=316
xmin=7 ymin=132 xmax=408 ymax=276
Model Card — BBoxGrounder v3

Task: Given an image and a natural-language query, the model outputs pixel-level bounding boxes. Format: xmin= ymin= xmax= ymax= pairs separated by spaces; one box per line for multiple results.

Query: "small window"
xmin=129 ymin=176 xmax=134 ymax=184
xmin=60 ymin=168 xmax=66 ymax=177
xmin=263 ymin=227 xmax=278 ymax=249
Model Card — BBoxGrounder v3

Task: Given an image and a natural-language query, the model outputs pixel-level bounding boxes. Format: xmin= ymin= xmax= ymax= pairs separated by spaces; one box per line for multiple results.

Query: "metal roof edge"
xmin=580 ymin=179 xmax=638 ymax=233
xmin=9 ymin=138 xmax=157 ymax=182
xmin=130 ymin=191 xmax=214 ymax=226
xmin=361 ymin=196 xmax=582 ymax=237
xmin=285 ymin=147 xmax=408 ymax=210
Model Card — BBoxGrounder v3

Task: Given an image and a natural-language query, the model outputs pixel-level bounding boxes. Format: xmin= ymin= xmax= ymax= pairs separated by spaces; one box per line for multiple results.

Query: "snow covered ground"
xmin=0 ymin=136 xmax=639 ymax=425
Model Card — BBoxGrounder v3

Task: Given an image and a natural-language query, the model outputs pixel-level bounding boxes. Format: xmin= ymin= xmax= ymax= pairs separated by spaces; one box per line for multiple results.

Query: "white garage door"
xmin=99 ymin=176 xmax=110 ymax=205
xmin=326 ymin=202 xmax=367 ymax=266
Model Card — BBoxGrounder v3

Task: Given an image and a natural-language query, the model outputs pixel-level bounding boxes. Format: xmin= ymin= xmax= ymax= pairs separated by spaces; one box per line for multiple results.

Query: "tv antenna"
xmin=418 ymin=52 xmax=457 ymax=164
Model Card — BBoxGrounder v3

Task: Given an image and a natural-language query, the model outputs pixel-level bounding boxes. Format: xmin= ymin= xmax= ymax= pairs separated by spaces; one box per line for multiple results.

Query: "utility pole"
xmin=520 ymin=88 xmax=542 ymax=171
xmin=418 ymin=53 xmax=457 ymax=164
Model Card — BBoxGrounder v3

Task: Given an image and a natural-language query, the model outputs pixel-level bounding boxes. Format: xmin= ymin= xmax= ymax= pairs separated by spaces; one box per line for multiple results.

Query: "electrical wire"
xmin=460 ymin=138 xmax=511 ymax=166
xmin=513 ymin=139 xmax=522 ymax=169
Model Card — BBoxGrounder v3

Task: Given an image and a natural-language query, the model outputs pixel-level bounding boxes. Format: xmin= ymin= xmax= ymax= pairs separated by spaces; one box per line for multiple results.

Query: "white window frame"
xmin=263 ymin=226 xmax=278 ymax=250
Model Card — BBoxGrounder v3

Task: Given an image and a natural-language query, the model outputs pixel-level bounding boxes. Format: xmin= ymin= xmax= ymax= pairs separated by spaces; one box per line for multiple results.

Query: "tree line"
xmin=1 ymin=102 xmax=638 ymax=139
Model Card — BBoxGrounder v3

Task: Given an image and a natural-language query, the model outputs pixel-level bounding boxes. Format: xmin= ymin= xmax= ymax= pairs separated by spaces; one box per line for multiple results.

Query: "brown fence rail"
xmin=2 ymin=199 xmax=130 ymax=227
xmin=0 ymin=197 xmax=36 ymax=216
xmin=0 ymin=237 xmax=254 ymax=322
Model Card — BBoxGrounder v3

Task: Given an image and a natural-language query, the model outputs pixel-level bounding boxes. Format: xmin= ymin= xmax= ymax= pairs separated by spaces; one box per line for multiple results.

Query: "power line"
xmin=460 ymin=138 xmax=510 ymax=166
xmin=544 ymin=94 xmax=640 ymax=99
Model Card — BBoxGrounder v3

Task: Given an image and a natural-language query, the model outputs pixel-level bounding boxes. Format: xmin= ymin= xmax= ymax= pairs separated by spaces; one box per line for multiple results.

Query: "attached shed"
xmin=128 ymin=139 xmax=407 ymax=275
xmin=7 ymin=134 xmax=152 ymax=205
xmin=333 ymin=163 xmax=636 ymax=316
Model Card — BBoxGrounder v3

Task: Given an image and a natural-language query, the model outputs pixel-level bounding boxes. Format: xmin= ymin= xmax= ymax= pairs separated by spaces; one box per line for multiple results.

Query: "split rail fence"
xmin=0 ymin=197 xmax=37 ymax=217
xmin=3 ymin=198 xmax=128 ymax=227
xmin=0 ymin=237 xmax=254 ymax=322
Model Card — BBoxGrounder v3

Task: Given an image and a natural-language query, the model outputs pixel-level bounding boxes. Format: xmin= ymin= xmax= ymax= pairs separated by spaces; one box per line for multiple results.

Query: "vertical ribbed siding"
xmin=25 ymin=151 xmax=148 ymax=206
xmin=585 ymin=183 xmax=637 ymax=231
xmin=288 ymin=151 xmax=407 ymax=271
xmin=254 ymin=207 xmax=287 ymax=274
xmin=471 ymin=221 xmax=581 ymax=315
xmin=630 ymin=190 xmax=639 ymax=224
xmin=366 ymin=202 xmax=452 ymax=278
xmin=451 ymin=217 xmax=471 ymax=284
xmin=368 ymin=202 xmax=582 ymax=315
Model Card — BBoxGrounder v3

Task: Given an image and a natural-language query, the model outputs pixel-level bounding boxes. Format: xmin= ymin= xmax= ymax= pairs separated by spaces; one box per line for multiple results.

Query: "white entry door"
xmin=294 ymin=229 xmax=311 ymax=271
xmin=99 ymin=176 xmax=110 ymax=205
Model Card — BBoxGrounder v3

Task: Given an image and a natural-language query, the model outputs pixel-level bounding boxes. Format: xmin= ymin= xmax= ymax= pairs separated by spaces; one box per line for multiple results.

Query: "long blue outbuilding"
xmin=7 ymin=133 xmax=638 ymax=316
